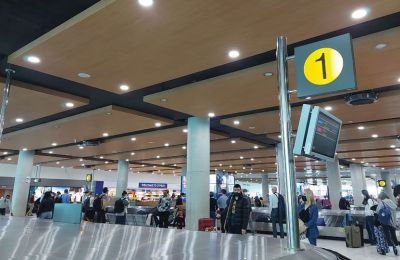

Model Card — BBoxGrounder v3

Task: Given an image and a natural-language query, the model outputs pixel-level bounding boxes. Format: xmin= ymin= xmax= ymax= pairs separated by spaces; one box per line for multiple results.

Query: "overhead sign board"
xmin=86 ymin=174 xmax=92 ymax=183
xmin=377 ymin=180 xmax=386 ymax=187
xmin=295 ymin=33 xmax=356 ymax=98
xmin=139 ymin=182 xmax=167 ymax=189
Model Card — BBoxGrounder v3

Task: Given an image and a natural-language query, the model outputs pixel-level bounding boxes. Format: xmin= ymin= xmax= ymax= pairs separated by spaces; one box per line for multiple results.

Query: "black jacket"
xmin=38 ymin=198 xmax=54 ymax=214
xmin=223 ymin=193 xmax=251 ymax=231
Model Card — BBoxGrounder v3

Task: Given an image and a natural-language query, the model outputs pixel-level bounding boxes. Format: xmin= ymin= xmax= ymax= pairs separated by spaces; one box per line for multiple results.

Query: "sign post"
xmin=276 ymin=36 xmax=300 ymax=252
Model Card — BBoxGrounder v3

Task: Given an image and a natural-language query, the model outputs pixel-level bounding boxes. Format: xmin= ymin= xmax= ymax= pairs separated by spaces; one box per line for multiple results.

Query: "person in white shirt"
xmin=269 ymin=186 xmax=284 ymax=238
xmin=362 ymin=190 xmax=376 ymax=245
xmin=0 ymin=195 xmax=11 ymax=216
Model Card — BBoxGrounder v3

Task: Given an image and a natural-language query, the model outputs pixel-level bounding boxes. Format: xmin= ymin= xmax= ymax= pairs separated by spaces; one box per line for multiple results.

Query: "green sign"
xmin=295 ymin=33 xmax=356 ymax=98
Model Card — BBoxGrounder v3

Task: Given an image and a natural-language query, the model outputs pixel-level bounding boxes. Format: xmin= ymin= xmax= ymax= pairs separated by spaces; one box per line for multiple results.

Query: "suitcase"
xmin=345 ymin=225 xmax=362 ymax=248
xmin=374 ymin=226 xmax=390 ymax=255
xmin=198 ymin=218 xmax=214 ymax=231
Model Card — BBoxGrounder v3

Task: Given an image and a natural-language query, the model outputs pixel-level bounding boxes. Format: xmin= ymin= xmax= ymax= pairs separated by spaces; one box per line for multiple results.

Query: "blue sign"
xmin=139 ymin=182 xmax=167 ymax=189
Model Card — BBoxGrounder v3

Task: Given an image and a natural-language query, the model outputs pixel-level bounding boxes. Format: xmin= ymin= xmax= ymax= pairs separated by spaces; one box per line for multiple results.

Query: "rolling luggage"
xmin=345 ymin=225 xmax=362 ymax=248
xmin=374 ymin=226 xmax=390 ymax=255
xmin=198 ymin=218 xmax=214 ymax=231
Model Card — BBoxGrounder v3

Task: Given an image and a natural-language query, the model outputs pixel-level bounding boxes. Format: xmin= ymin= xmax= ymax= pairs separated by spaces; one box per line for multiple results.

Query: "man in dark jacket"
xmin=219 ymin=184 xmax=251 ymax=235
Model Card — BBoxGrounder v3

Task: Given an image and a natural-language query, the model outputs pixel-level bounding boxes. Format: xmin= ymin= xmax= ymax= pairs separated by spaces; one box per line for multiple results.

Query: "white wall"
xmin=0 ymin=163 xmax=181 ymax=191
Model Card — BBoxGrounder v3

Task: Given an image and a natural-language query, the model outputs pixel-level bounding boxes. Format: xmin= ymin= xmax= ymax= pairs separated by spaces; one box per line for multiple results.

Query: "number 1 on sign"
xmin=315 ymin=53 xmax=326 ymax=79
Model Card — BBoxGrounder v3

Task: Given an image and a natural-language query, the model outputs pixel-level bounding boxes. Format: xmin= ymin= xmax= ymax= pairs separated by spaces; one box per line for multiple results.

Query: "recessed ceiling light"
xmin=153 ymin=165 xmax=157 ymax=168
xmin=375 ymin=43 xmax=387 ymax=49
xmin=229 ymin=165 xmax=232 ymax=168
xmin=233 ymin=120 xmax=240 ymax=125
xmin=155 ymin=122 xmax=162 ymax=127
xmin=361 ymin=161 xmax=365 ymax=163
xmin=253 ymin=145 xmax=259 ymax=149
xmin=160 ymin=98 xmax=168 ymax=102
xmin=182 ymin=129 xmax=188 ymax=133
xmin=65 ymin=102 xmax=75 ymax=108
xmin=250 ymin=158 xmax=254 ymax=161
xmin=278 ymin=135 xmax=282 ymax=139
xmin=126 ymin=159 xmax=129 ymax=162
xmin=324 ymin=106 xmax=333 ymax=111
xmin=208 ymin=112 xmax=215 ymax=118
xmin=231 ymin=140 xmax=236 ymax=144
xmin=182 ymin=146 xmax=186 ymax=150
xmin=219 ymin=163 xmax=223 ymax=167
xmin=262 ymin=170 xmax=265 ymax=172
xmin=138 ymin=0 xmax=153 ymax=7
xmin=78 ymin=146 xmax=84 ymax=150
xmin=357 ymin=126 xmax=365 ymax=130
xmin=164 ymin=143 xmax=170 ymax=147
xmin=173 ymin=164 xmax=177 ymax=167
xmin=51 ymin=142 xmax=57 ymax=146
xmin=105 ymin=161 xmax=109 ymax=164
xmin=396 ymin=148 xmax=400 ymax=151
xmin=371 ymin=134 xmax=378 ymax=138
xmin=248 ymin=126 xmax=256 ymax=129
xmin=390 ymin=145 xmax=396 ymax=148
xmin=131 ymin=152 xmax=135 ymax=156
xmin=100 ymin=156 xmax=104 ymax=159
xmin=102 ymin=133 xmax=109 ymax=137
xmin=119 ymin=84 xmax=130 ymax=91
xmin=79 ymin=158 xmax=83 ymax=162
xmin=351 ymin=8 xmax=368 ymax=19
xmin=352 ymin=158 xmax=356 ymax=161
xmin=15 ymin=118 xmax=24 ymax=123
xmin=25 ymin=55 xmax=41 ymax=64
xmin=242 ymin=167 xmax=246 ymax=170
xmin=2 ymin=152 xmax=8 ymax=155
xmin=397 ymin=77 xmax=400 ymax=83
xmin=156 ymin=155 xmax=160 ymax=158
xmin=78 ymin=72 xmax=91 ymax=78
xmin=240 ymin=156 xmax=244 ymax=159
xmin=131 ymin=137 xmax=136 ymax=141
xmin=7 ymin=157 xmax=12 ymax=161
xmin=264 ymin=72 xmax=273 ymax=77
xmin=48 ymin=151 xmax=53 ymax=154
xmin=228 ymin=50 xmax=240 ymax=58
xmin=22 ymin=148 xmax=28 ymax=151
xmin=142 ymin=164 xmax=145 ymax=167
xmin=305 ymin=97 xmax=312 ymax=100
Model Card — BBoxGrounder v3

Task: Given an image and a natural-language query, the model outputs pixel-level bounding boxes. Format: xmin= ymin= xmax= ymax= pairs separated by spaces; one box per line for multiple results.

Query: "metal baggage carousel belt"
xmin=0 ymin=217 xmax=338 ymax=260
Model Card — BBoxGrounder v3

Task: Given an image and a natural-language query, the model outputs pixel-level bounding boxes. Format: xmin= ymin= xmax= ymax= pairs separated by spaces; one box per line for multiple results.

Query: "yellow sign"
xmin=86 ymin=174 xmax=92 ymax=182
xmin=304 ymin=47 xmax=343 ymax=86
xmin=377 ymin=180 xmax=386 ymax=187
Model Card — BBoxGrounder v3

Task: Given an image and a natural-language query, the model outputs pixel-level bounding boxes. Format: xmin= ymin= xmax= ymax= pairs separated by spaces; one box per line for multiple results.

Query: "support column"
xmin=261 ymin=174 xmax=269 ymax=204
xmin=11 ymin=150 xmax=34 ymax=216
xmin=276 ymin=143 xmax=287 ymax=196
xmin=186 ymin=117 xmax=210 ymax=231
xmin=381 ymin=170 xmax=395 ymax=201
xmin=326 ymin=158 xmax=342 ymax=210
xmin=350 ymin=164 xmax=367 ymax=207
xmin=116 ymin=160 xmax=129 ymax=197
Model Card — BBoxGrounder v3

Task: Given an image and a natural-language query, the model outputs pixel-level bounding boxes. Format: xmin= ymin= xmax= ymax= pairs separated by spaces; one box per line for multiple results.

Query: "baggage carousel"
xmin=0 ymin=216 xmax=341 ymax=260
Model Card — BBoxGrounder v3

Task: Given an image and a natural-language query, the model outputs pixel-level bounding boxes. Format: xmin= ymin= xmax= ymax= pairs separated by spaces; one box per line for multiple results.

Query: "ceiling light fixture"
xmin=182 ymin=129 xmax=188 ymax=133
xmin=156 ymin=155 xmax=160 ymax=158
xmin=105 ymin=161 xmax=109 ymax=164
xmin=228 ymin=50 xmax=240 ymax=58
xmin=264 ymin=72 xmax=273 ymax=77
xmin=102 ymin=133 xmax=109 ymax=137
xmin=160 ymin=98 xmax=168 ymax=102
xmin=138 ymin=0 xmax=153 ymax=7
xmin=155 ymin=122 xmax=162 ymax=127
xmin=208 ymin=112 xmax=215 ymax=118
xmin=352 ymin=158 xmax=356 ymax=161
xmin=7 ymin=158 xmax=12 ymax=161
xmin=371 ymin=134 xmax=378 ymax=138
xmin=375 ymin=43 xmax=387 ymax=49
xmin=240 ymin=156 xmax=244 ymax=159
xmin=100 ymin=156 xmax=104 ymax=159
xmin=15 ymin=118 xmax=24 ymax=123
xmin=119 ymin=84 xmax=130 ymax=91
xmin=351 ymin=8 xmax=368 ymax=19
xmin=25 ymin=55 xmax=41 ymax=64
xmin=51 ymin=143 xmax=57 ymax=146
xmin=78 ymin=72 xmax=91 ymax=78
xmin=65 ymin=102 xmax=75 ymax=108
xmin=390 ymin=145 xmax=396 ymax=148
xmin=324 ymin=106 xmax=333 ymax=111
xmin=48 ymin=151 xmax=54 ymax=154
xmin=79 ymin=146 xmax=84 ymax=150
xmin=182 ymin=146 xmax=186 ymax=150
xmin=2 ymin=152 xmax=8 ymax=155
xmin=79 ymin=158 xmax=83 ymax=162
xmin=131 ymin=152 xmax=135 ymax=156
xmin=233 ymin=120 xmax=240 ymax=125
xmin=131 ymin=137 xmax=136 ymax=141
xmin=253 ymin=145 xmax=259 ymax=149
xmin=357 ymin=126 xmax=365 ymax=130
xmin=164 ymin=143 xmax=169 ymax=147
xmin=22 ymin=148 xmax=28 ymax=151
xmin=305 ymin=96 xmax=312 ymax=100
xmin=231 ymin=140 xmax=236 ymax=144
xmin=396 ymin=148 xmax=400 ymax=151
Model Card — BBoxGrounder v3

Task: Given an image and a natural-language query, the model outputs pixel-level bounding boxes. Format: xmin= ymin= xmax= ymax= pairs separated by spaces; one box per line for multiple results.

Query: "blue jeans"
xmin=271 ymin=208 xmax=284 ymax=238
xmin=39 ymin=211 xmax=52 ymax=219
xmin=365 ymin=216 xmax=376 ymax=244
xmin=308 ymin=237 xmax=317 ymax=246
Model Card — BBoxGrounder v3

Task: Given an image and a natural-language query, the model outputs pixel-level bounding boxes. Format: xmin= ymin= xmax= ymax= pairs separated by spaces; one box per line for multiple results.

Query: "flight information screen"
xmin=311 ymin=112 xmax=341 ymax=158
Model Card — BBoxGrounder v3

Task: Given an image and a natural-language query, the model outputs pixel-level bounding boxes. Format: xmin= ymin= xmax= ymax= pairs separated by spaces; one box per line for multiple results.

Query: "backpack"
xmin=93 ymin=196 xmax=102 ymax=212
xmin=114 ymin=198 xmax=125 ymax=214
xmin=276 ymin=193 xmax=286 ymax=219
xmin=378 ymin=202 xmax=392 ymax=226
xmin=82 ymin=197 xmax=90 ymax=212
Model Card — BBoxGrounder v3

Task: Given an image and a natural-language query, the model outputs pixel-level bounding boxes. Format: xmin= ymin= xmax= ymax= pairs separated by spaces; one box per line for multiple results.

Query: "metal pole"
xmin=276 ymin=36 xmax=300 ymax=252
xmin=0 ymin=68 xmax=15 ymax=142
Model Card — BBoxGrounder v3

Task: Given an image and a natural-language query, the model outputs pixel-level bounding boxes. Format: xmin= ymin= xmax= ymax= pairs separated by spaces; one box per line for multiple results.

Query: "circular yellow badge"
xmin=304 ymin=47 xmax=343 ymax=85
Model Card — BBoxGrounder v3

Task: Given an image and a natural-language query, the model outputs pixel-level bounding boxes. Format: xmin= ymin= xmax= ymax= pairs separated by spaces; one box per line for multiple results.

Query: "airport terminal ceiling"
xmin=0 ymin=0 xmax=400 ymax=176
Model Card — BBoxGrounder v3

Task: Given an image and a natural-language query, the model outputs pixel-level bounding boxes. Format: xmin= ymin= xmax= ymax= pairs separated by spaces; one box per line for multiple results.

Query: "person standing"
xmin=377 ymin=192 xmax=399 ymax=254
xmin=220 ymin=184 xmax=251 ymax=235
xmin=94 ymin=187 xmax=109 ymax=223
xmin=115 ymin=191 xmax=130 ymax=225
xmin=0 ymin=195 xmax=11 ymax=216
xmin=362 ymin=190 xmax=377 ymax=245
xmin=37 ymin=191 xmax=54 ymax=219
xmin=269 ymin=186 xmax=285 ymax=238
xmin=210 ymin=192 xmax=218 ymax=225
xmin=157 ymin=190 xmax=172 ymax=228
xmin=61 ymin=189 xmax=70 ymax=204
xmin=217 ymin=189 xmax=228 ymax=233
xmin=298 ymin=188 xmax=319 ymax=246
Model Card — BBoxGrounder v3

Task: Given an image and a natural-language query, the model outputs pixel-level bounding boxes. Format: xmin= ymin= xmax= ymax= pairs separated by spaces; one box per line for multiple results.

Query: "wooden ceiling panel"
xmin=338 ymin=138 xmax=399 ymax=151
xmin=0 ymin=78 xmax=88 ymax=128
xmin=0 ymin=105 xmax=172 ymax=151
xmin=41 ymin=158 xmax=104 ymax=168
xmin=9 ymin=1 xmax=399 ymax=94
xmin=339 ymin=149 xmax=400 ymax=159
xmin=340 ymin=119 xmax=400 ymax=141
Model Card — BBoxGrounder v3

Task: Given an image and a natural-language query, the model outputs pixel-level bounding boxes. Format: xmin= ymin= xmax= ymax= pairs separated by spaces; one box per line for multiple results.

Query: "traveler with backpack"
xmin=94 ymin=187 xmax=109 ymax=223
xmin=377 ymin=192 xmax=398 ymax=255
xmin=362 ymin=190 xmax=377 ymax=245
xmin=298 ymin=188 xmax=319 ymax=246
xmin=83 ymin=192 xmax=95 ymax=221
xmin=269 ymin=186 xmax=286 ymax=238
xmin=0 ymin=195 xmax=11 ymax=216
xmin=115 ymin=191 xmax=129 ymax=225
xmin=157 ymin=190 xmax=172 ymax=228
xmin=37 ymin=191 xmax=54 ymax=219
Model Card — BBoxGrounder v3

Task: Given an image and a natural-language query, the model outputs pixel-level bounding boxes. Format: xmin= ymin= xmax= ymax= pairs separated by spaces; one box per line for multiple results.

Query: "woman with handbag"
xmin=298 ymin=189 xmax=319 ymax=246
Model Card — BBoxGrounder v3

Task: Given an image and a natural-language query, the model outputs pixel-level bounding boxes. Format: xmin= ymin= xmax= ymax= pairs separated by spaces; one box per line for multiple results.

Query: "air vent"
xmin=82 ymin=140 xmax=103 ymax=147
xmin=345 ymin=91 xmax=378 ymax=105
